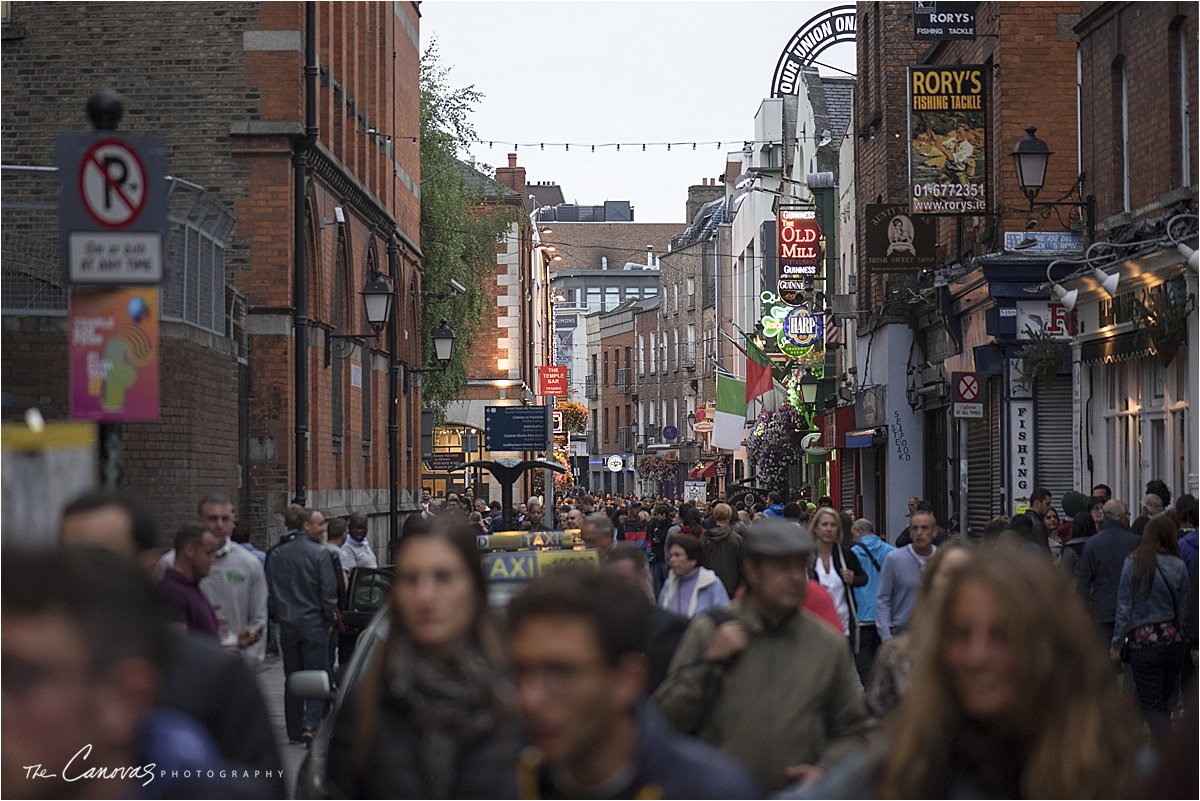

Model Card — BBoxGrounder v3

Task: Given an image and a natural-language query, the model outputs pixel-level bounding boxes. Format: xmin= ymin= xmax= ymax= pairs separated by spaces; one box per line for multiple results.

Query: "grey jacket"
xmin=264 ymin=534 xmax=339 ymax=630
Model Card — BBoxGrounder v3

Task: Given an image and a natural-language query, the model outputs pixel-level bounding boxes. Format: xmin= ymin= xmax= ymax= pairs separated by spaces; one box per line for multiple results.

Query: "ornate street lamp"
xmin=325 ymin=272 xmax=394 ymax=366
xmin=403 ymin=318 xmax=456 ymax=393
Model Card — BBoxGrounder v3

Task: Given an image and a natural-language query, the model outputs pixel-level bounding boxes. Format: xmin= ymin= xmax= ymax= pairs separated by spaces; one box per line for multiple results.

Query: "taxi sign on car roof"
xmin=476 ymin=529 xmax=582 ymax=552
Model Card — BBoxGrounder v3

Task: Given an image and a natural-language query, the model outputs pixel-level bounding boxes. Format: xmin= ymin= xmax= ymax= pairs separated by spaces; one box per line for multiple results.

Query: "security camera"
xmin=449 ymin=278 xmax=467 ymax=295
xmin=334 ymin=206 xmax=346 ymax=224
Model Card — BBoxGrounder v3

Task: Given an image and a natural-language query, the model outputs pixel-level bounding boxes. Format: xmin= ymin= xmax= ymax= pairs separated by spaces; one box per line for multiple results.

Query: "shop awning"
xmin=845 ymin=429 xmax=876 ymax=448
xmin=1080 ymin=329 xmax=1153 ymax=365
xmin=688 ymin=461 xmax=717 ymax=479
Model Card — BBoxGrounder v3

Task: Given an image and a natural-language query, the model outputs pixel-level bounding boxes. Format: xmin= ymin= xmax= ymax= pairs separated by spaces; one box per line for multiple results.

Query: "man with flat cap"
xmin=653 ymin=518 xmax=869 ymax=793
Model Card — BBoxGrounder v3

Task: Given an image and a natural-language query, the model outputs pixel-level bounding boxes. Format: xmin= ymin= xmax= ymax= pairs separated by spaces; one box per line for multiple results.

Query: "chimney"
xmin=646 ymin=245 xmax=655 ymax=268
xmin=495 ymin=152 xmax=526 ymax=198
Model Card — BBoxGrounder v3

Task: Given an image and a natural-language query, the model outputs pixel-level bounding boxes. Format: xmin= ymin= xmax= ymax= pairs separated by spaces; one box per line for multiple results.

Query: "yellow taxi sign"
xmin=477 ymin=529 xmax=582 ymax=552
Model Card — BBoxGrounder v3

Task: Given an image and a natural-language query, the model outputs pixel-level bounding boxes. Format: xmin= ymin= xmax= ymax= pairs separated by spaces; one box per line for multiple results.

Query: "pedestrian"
xmin=326 ymin=517 xmax=518 ymax=798
xmin=605 ymin=543 xmax=689 ymax=694
xmin=56 ymin=490 xmax=285 ymax=793
xmin=264 ymin=507 xmax=339 ymax=745
xmin=155 ymin=493 xmax=268 ymax=661
xmin=647 ymin=502 xmax=672 ymax=594
xmin=1177 ymin=494 xmax=1198 ymax=577
xmin=658 ymin=534 xmax=730 ymax=619
xmin=1132 ymin=493 xmax=1166 ymax=537
xmin=864 ymin=544 xmax=971 ymax=719
xmin=1111 ymin=515 xmax=1190 ymax=739
xmin=653 ymin=519 xmax=868 ymax=791
xmin=797 ymin=545 xmax=1149 ymax=799
xmin=509 ymin=569 xmax=760 ymax=798
xmin=876 ymin=509 xmax=939 ymax=641
xmin=810 ymin=507 xmax=868 ymax=653
xmin=340 ymin=511 xmax=379 ymax=571
xmin=699 ymin=502 xmax=744 ymax=596
xmin=231 ymin=517 xmax=268 ymax=564
xmin=580 ymin=512 xmax=616 ymax=561
xmin=1 ymin=549 xmax=259 ymax=800
xmin=849 ymin=517 xmax=895 ymax=683
xmin=1077 ymin=499 xmax=1140 ymax=647
xmin=1044 ymin=506 xmax=1063 ymax=565
xmin=522 ymin=502 xmax=551 ymax=532
xmin=158 ymin=522 xmax=221 ymax=639
xmin=1060 ymin=505 xmax=1099 ymax=581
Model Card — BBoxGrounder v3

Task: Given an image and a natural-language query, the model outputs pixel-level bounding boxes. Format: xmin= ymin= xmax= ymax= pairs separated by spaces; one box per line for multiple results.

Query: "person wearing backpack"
xmin=849 ymin=518 xmax=895 ymax=683
xmin=700 ymin=502 xmax=744 ymax=597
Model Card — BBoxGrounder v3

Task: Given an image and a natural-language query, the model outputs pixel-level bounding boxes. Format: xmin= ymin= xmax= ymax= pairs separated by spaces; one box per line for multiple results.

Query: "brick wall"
xmin=1077 ymin=2 xmax=1199 ymax=225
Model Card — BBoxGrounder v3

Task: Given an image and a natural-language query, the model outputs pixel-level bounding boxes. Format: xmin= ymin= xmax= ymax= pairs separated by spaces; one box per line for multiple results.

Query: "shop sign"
xmin=914 ymin=2 xmax=977 ymax=39
xmin=1015 ymin=301 xmax=1075 ymax=340
xmin=778 ymin=209 xmax=822 ymax=278
xmin=865 ymin=204 xmax=937 ymax=271
xmin=908 ymin=66 xmax=988 ymax=215
xmin=779 ymin=305 xmax=824 ymax=358
xmin=1007 ymin=358 xmax=1034 ymax=515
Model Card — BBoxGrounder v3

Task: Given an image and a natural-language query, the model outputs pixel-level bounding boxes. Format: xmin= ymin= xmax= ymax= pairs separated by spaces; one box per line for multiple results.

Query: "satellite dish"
xmin=801 ymin=432 xmax=828 ymax=455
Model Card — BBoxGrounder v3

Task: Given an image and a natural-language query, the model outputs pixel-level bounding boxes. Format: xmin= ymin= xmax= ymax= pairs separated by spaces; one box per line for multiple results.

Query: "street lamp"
xmin=799 ymin=371 xmax=819 ymax=404
xmin=1010 ymin=125 xmax=1096 ymax=241
xmin=325 ymin=272 xmax=394 ymax=366
xmin=402 ymin=318 xmax=456 ymax=393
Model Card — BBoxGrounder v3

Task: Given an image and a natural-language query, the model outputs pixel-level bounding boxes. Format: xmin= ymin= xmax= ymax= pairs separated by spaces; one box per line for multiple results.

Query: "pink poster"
xmin=69 ymin=287 xmax=159 ymax=421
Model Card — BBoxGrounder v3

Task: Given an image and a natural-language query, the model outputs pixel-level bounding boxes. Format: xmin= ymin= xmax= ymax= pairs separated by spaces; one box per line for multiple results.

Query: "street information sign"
xmin=58 ymin=132 xmax=167 ymax=285
xmin=484 ymin=405 xmax=549 ymax=451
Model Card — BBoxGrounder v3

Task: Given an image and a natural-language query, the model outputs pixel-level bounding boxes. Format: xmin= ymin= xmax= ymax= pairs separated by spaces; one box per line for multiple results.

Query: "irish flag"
xmin=744 ymin=335 xmax=773 ymax=403
xmin=713 ymin=373 xmax=748 ymax=451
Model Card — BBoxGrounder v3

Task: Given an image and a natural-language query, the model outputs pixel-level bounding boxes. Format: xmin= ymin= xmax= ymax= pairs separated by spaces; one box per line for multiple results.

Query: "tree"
xmin=418 ymin=42 xmax=519 ymax=415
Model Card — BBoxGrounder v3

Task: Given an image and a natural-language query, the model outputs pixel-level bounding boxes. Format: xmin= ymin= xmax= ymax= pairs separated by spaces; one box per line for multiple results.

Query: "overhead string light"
xmin=466 ymin=136 xmax=841 ymax=153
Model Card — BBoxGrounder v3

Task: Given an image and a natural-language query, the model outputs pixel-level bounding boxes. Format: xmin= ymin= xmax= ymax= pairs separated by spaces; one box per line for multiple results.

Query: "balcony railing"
xmin=616 ymin=367 xmax=631 ymax=395
xmin=585 ymin=375 xmax=598 ymax=400
xmin=681 ymin=343 xmax=696 ymax=370
xmin=617 ymin=426 xmax=633 ymax=452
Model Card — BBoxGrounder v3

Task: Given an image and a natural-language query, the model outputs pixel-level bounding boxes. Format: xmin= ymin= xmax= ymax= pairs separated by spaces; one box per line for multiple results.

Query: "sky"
xmin=419 ymin=1 xmax=858 ymax=222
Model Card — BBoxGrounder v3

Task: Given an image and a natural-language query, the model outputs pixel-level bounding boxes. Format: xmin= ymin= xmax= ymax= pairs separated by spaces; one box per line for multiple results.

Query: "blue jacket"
xmin=851 ymin=535 xmax=896 ymax=624
xmin=1179 ymin=529 xmax=1198 ymax=578
xmin=1113 ymin=553 xmax=1190 ymax=648
xmin=764 ymin=504 xmax=786 ymax=517
xmin=519 ymin=702 xmax=760 ymax=799
xmin=1077 ymin=521 xmax=1140 ymax=625
xmin=263 ymin=533 xmax=339 ymax=630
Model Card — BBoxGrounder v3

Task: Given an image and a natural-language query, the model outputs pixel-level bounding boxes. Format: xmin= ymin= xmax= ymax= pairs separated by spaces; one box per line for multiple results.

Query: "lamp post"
xmin=324 ymin=272 xmax=394 ymax=365
xmin=402 ymin=319 xmax=455 ymax=394
xmin=799 ymin=371 xmax=819 ymax=405
xmin=1010 ymin=125 xmax=1096 ymax=242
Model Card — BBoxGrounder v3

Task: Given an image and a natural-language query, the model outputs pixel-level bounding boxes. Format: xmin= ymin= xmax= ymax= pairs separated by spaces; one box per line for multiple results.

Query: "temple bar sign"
xmin=771 ymin=5 xmax=857 ymax=97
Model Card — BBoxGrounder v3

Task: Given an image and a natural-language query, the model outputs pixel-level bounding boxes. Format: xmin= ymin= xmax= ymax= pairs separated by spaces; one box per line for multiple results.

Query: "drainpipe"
xmin=387 ymin=232 xmax=400 ymax=548
xmin=292 ymin=0 xmax=318 ymax=507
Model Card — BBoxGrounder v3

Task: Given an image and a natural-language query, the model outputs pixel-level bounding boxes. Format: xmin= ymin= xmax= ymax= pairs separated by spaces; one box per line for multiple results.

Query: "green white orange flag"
xmin=713 ymin=372 xmax=748 ymax=451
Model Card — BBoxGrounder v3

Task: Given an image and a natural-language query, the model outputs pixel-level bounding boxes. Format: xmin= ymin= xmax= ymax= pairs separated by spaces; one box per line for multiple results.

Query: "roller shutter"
xmin=965 ymin=376 xmax=1002 ymax=537
xmin=1035 ymin=377 xmax=1075 ymax=504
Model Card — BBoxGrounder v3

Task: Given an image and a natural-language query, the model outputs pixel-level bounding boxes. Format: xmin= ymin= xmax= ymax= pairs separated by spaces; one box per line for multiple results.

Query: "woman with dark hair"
xmin=810 ymin=507 xmax=868 ymax=652
xmin=800 ymin=546 xmax=1148 ymax=798
xmin=658 ymin=533 xmax=729 ymax=618
xmin=327 ymin=517 xmax=517 ymax=798
xmin=1112 ymin=514 xmax=1191 ymax=739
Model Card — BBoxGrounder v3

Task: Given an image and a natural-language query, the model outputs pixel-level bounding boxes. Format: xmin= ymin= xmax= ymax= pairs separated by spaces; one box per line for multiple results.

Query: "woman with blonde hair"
xmin=809 ymin=507 xmax=867 ymax=651
xmin=799 ymin=545 xmax=1148 ymax=798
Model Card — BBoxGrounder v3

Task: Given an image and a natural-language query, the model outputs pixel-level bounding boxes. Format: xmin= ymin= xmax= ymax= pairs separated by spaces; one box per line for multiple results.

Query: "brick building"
xmin=1 ymin=2 xmax=422 ymax=549
xmin=847 ymin=2 xmax=1195 ymax=537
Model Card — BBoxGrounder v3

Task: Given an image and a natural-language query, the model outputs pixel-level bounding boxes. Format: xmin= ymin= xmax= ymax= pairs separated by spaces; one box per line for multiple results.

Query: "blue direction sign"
xmin=485 ymin=405 xmax=549 ymax=451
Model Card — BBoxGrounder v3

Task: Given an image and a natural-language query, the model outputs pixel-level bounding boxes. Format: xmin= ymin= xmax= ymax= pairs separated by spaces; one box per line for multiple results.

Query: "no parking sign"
xmin=58 ymin=132 xmax=167 ymax=285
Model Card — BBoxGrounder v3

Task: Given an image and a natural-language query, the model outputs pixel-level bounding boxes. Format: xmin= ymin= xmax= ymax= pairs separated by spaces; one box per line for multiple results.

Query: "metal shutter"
xmin=965 ymin=376 xmax=1002 ymax=537
xmin=1035 ymin=377 xmax=1075 ymax=505
xmin=840 ymin=450 xmax=855 ymax=510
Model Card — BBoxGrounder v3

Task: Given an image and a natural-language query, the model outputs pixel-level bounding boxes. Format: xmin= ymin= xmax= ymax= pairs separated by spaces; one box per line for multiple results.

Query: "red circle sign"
xmin=78 ymin=139 xmax=148 ymax=230
xmin=958 ymin=373 xmax=980 ymax=402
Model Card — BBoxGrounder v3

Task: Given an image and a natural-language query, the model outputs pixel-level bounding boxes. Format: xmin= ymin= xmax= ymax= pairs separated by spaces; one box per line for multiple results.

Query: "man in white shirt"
xmin=154 ymin=494 xmax=268 ymax=663
xmin=339 ymin=511 xmax=378 ymax=571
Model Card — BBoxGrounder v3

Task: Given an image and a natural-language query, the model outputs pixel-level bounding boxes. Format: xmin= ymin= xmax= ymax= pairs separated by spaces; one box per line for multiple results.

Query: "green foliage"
xmin=1018 ymin=326 xmax=1067 ymax=389
xmin=418 ymin=41 xmax=520 ymax=416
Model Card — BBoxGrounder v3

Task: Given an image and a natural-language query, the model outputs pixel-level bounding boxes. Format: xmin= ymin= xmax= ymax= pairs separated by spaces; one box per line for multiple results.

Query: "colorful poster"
xmin=908 ymin=66 xmax=988 ymax=215
xmin=69 ymin=287 xmax=159 ymax=421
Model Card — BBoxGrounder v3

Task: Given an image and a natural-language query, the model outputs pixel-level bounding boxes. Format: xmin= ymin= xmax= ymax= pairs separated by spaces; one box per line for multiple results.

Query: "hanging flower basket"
xmin=637 ymin=454 xmax=678 ymax=485
xmin=1133 ymin=281 xmax=1196 ymax=367
xmin=745 ymin=404 xmax=805 ymax=495
xmin=1018 ymin=326 xmax=1067 ymax=389
xmin=556 ymin=400 xmax=589 ymax=433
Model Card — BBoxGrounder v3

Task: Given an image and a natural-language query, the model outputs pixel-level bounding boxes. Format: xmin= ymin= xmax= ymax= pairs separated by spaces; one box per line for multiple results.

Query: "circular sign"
xmin=606 ymin=455 xmax=624 ymax=472
xmin=958 ymin=373 xmax=980 ymax=402
xmin=78 ymin=139 xmax=148 ymax=229
xmin=780 ymin=306 xmax=824 ymax=357
xmin=694 ymin=407 xmax=707 ymax=421
xmin=661 ymin=425 xmax=678 ymax=441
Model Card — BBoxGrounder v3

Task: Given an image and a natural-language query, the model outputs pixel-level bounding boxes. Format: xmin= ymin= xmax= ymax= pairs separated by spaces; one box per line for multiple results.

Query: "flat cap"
xmin=743 ymin=518 xmax=817 ymax=557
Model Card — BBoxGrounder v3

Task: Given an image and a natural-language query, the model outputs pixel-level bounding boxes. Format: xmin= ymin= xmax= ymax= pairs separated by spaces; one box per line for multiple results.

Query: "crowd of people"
xmin=4 ymin=478 xmax=1195 ymax=799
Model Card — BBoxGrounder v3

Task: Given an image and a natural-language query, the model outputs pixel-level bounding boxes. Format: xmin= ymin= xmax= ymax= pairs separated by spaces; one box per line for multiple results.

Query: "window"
xmin=605 ymin=286 xmax=620 ymax=311
xmin=625 ymin=346 xmax=632 ymax=369
xmin=672 ymin=329 xmax=679 ymax=369
xmin=686 ymin=277 xmax=695 ymax=297
xmin=673 ymin=284 xmax=679 ymax=313
xmin=1173 ymin=21 xmax=1192 ymax=186
xmin=638 ymin=334 xmax=645 ymax=375
xmin=586 ymin=287 xmax=602 ymax=313
xmin=649 ymin=332 xmax=657 ymax=373
xmin=603 ymin=351 xmax=609 ymax=384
